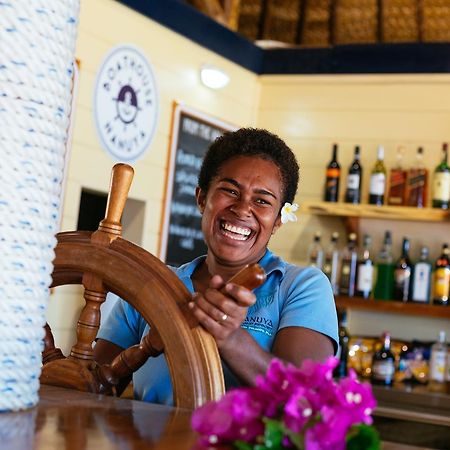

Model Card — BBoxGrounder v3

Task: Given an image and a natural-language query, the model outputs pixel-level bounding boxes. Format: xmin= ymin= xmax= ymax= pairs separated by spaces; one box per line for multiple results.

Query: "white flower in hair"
xmin=280 ymin=202 xmax=299 ymax=224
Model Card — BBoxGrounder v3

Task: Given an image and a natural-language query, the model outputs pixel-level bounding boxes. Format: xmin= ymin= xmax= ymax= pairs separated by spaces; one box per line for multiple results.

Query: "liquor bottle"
xmin=307 ymin=231 xmax=324 ymax=269
xmin=324 ymin=144 xmax=340 ymax=202
xmin=433 ymin=243 xmax=450 ymax=306
xmin=428 ymin=331 xmax=448 ymax=393
xmin=374 ymin=231 xmax=395 ymax=300
xmin=369 ymin=145 xmax=387 ymax=206
xmin=344 ymin=145 xmax=362 ymax=204
xmin=410 ymin=246 xmax=432 ymax=303
xmin=387 ymin=146 xmax=407 ymax=206
xmin=371 ymin=331 xmax=396 ymax=386
xmin=322 ymin=231 xmax=340 ymax=295
xmin=356 ymin=234 xmax=374 ymax=299
xmin=393 ymin=237 xmax=412 ymax=302
xmin=333 ymin=309 xmax=350 ymax=379
xmin=432 ymin=143 xmax=450 ymax=209
xmin=406 ymin=147 xmax=428 ymax=208
xmin=339 ymin=233 xmax=358 ymax=297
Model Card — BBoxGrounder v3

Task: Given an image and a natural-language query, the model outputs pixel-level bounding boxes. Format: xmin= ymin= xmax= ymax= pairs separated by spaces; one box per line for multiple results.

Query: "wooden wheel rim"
xmin=50 ymin=231 xmax=224 ymax=409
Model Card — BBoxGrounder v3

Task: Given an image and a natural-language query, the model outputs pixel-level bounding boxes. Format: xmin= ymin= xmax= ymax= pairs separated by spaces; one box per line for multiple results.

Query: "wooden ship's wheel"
xmin=41 ymin=164 xmax=265 ymax=409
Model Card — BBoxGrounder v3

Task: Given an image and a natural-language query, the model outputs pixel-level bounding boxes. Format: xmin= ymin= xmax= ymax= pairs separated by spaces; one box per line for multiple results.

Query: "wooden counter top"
xmin=1 ymin=385 xmax=444 ymax=450
xmin=1 ymin=385 xmax=197 ymax=450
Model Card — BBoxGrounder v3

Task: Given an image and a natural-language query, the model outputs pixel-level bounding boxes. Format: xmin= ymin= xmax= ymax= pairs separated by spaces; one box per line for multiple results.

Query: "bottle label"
xmin=326 ymin=168 xmax=340 ymax=178
xmin=388 ymin=169 xmax=407 ymax=205
xmin=411 ymin=262 xmax=431 ymax=302
xmin=433 ymin=172 xmax=450 ymax=202
xmin=394 ymin=268 xmax=411 ymax=284
xmin=434 ymin=267 xmax=450 ymax=298
xmin=407 ymin=169 xmax=427 ymax=207
xmin=370 ymin=173 xmax=386 ymax=195
xmin=357 ymin=263 xmax=373 ymax=292
xmin=430 ymin=350 xmax=447 ymax=382
xmin=347 ymin=174 xmax=360 ymax=190
xmin=372 ymin=360 xmax=395 ymax=381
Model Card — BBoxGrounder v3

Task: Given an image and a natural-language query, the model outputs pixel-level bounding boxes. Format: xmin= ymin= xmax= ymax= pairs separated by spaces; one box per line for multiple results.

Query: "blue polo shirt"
xmin=96 ymin=249 xmax=338 ymax=405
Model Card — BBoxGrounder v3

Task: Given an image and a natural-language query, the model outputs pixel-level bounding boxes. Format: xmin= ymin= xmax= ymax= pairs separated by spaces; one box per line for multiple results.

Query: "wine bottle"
xmin=356 ymin=234 xmax=374 ymax=299
xmin=387 ymin=146 xmax=407 ymax=206
xmin=393 ymin=237 xmax=412 ymax=302
xmin=344 ymin=145 xmax=362 ymax=204
xmin=339 ymin=233 xmax=358 ymax=297
xmin=307 ymin=231 xmax=324 ymax=269
xmin=324 ymin=144 xmax=340 ymax=202
xmin=428 ymin=331 xmax=448 ymax=393
xmin=374 ymin=231 xmax=395 ymax=300
xmin=371 ymin=331 xmax=396 ymax=386
xmin=322 ymin=231 xmax=340 ymax=295
xmin=432 ymin=143 xmax=450 ymax=209
xmin=369 ymin=145 xmax=387 ymax=206
xmin=406 ymin=147 xmax=428 ymax=208
xmin=410 ymin=246 xmax=432 ymax=304
xmin=433 ymin=243 xmax=450 ymax=306
xmin=333 ymin=310 xmax=350 ymax=379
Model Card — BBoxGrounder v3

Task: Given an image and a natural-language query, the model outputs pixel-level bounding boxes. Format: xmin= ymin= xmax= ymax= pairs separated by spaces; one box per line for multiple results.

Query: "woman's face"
xmin=196 ymin=156 xmax=283 ymax=268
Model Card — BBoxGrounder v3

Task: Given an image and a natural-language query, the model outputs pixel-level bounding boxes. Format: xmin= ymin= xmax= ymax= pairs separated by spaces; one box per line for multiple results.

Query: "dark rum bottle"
xmin=432 ymin=143 xmax=450 ymax=209
xmin=339 ymin=233 xmax=358 ymax=297
xmin=433 ymin=243 xmax=450 ymax=306
xmin=393 ymin=237 xmax=412 ymax=302
xmin=345 ymin=145 xmax=362 ymax=204
xmin=324 ymin=144 xmax=340 ymax=202
xmin=334 ymin=309 xmax=350 ymax=379
xmin=371 ymin=331 xmax=396 ymax=386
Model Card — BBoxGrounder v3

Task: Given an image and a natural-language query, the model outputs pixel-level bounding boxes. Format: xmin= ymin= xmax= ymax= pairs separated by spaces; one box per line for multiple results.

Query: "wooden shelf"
xmin=301 ymin=201 xmax=450 ymax=222
xmin=335 ymin=296 xmax=450 ymax=319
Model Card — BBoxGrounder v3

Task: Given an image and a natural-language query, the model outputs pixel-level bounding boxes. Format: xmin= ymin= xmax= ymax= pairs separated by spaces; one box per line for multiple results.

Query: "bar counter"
xmin=2 ymin=385 xmax=448 ymax=450
xmin=372 ymin=383 xmax=450 ymax=449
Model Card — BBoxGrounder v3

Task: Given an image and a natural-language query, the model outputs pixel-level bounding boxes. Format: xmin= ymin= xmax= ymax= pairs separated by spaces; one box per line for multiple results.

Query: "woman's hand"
xmin=188 ymin=274 xmax=256 ymax=348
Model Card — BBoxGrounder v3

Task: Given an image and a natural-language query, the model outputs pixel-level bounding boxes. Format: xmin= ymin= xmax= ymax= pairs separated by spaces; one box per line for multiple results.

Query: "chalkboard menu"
xmin=159 ymin=104 xmax=236 ymax=267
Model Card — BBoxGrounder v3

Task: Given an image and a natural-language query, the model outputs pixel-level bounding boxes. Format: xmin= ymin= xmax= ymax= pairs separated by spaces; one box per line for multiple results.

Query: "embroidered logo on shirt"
xmin=242 ymin=315 xmax=274 ymax=336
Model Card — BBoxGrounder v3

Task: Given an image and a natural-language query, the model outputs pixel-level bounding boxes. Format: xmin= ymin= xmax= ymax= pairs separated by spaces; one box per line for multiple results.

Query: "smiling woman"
xmin=94 ymin=128 xmax=339 ymax=405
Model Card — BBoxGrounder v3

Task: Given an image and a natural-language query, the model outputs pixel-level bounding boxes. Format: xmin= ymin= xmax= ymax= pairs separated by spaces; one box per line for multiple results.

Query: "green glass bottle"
xmin=432 ymin=143 xmax=450 ymax=209
xmin=374 ymin=231 xmax=395 ymax=300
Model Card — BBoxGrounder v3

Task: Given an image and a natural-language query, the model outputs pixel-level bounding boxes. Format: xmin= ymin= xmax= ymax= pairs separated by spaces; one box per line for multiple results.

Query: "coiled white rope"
xmin=0 ymin=0 xmax=79 ymax=411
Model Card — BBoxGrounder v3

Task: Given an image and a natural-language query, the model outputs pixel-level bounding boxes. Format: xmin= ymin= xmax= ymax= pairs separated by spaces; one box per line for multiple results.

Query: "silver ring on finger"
xmin=217 ymin=313 xmax=228 ymax=323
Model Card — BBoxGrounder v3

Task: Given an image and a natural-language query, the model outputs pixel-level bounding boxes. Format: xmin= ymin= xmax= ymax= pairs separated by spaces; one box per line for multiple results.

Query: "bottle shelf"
xmin=335 ymin=295 xmax=450 ymax=319
xmin=301 ymin=201 xmax=450 ymax=222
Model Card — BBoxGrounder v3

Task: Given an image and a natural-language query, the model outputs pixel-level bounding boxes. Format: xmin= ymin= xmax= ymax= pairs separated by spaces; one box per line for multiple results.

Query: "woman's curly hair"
xmin=198 ymin=128 xmax=299 ymax=205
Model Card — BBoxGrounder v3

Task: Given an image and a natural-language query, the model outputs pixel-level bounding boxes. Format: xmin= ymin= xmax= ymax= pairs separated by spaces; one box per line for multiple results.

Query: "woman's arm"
xmin=212 ymin=327 xmax=334 ymax=386
xmin=188 ymin=272 xmax=336 ymax=386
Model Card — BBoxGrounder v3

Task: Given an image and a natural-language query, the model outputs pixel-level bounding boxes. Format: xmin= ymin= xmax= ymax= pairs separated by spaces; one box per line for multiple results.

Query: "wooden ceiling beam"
xmin=190 ymin=0 xmax=241 ymax=30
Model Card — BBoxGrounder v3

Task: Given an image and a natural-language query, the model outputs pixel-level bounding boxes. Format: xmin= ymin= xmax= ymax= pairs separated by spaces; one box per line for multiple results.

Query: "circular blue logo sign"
xmin=93 ymin=45 xmax=158 ymax=162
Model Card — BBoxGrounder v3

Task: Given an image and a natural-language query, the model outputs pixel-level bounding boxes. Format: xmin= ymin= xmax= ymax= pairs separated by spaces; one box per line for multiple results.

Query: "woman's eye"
xmin=222 ymin=187 xmax=237 ymax=195
xmin=256 ymin=198 xmax=270 ymax=205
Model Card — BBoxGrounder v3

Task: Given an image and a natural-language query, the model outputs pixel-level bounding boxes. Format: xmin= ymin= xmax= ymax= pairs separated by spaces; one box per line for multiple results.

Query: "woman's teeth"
xmin=221 ymin=222 xmax=251 ymax=240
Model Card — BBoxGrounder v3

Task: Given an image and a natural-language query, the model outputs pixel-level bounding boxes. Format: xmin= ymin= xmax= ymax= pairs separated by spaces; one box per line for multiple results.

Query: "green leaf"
xmin=263 ymin=419 xmax=284 ymax=449
xmin=346 ymin=424 xmax=381 ymax=450
xmin=235 ymin=440 xmax=254 ymax=450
